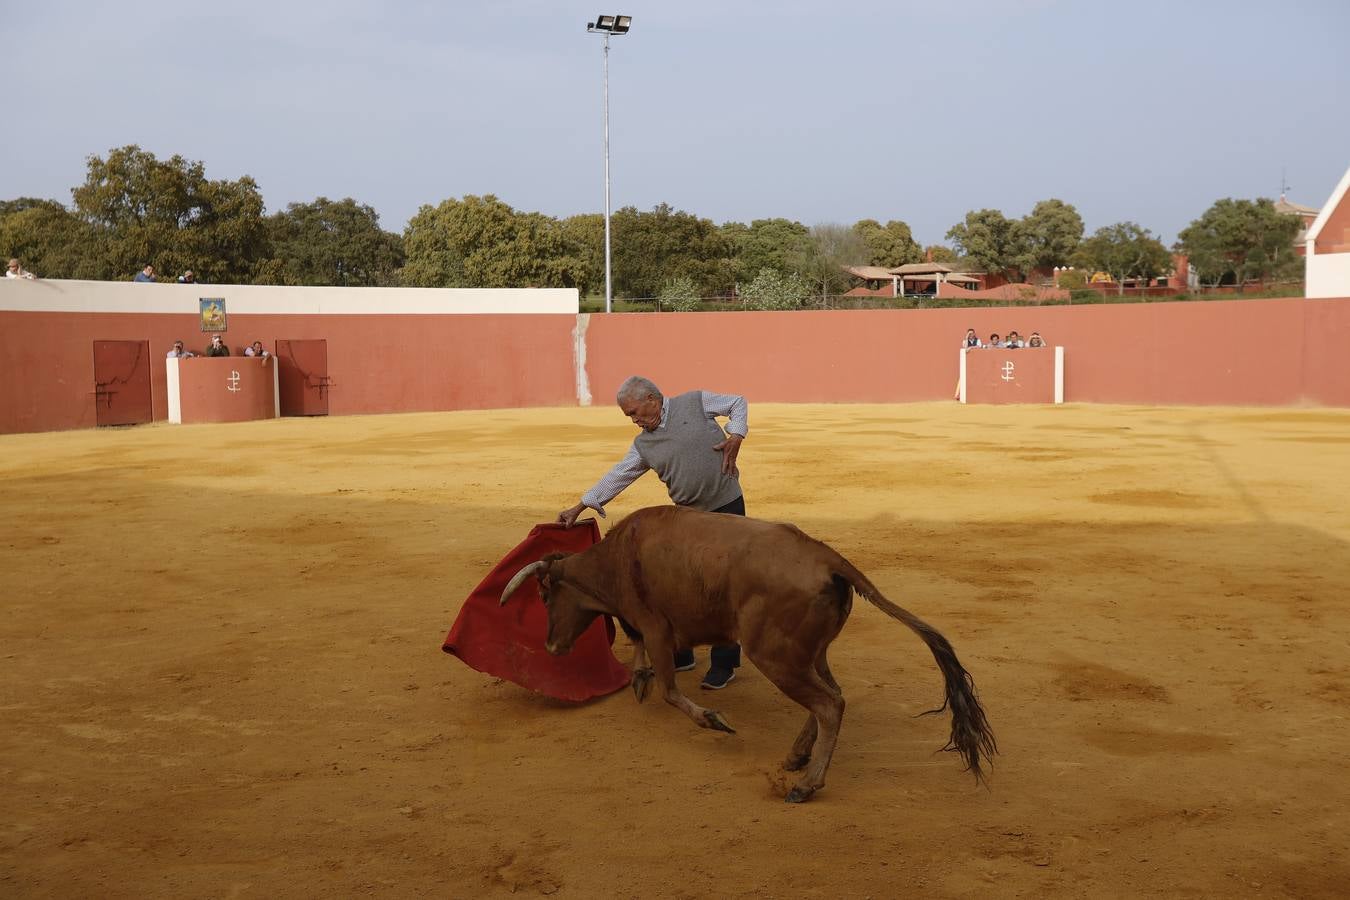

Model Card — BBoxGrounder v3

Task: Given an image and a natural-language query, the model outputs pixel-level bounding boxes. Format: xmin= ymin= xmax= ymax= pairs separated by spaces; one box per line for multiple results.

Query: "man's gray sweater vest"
xmin=633 ymin=391 xmax=743 ymax=511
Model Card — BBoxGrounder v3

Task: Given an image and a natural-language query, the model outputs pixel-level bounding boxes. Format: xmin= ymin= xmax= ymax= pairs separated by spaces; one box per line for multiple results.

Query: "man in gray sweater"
xmin=557 ymin=375 xmax=747 ymax=689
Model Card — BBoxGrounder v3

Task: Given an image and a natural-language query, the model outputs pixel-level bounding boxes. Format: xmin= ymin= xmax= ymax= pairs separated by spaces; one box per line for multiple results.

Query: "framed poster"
xmin=199 ymin=298 xmax=227 ymax=333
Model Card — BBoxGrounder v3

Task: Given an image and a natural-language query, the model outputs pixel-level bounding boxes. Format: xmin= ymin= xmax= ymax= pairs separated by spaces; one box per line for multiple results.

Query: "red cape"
xmin=442 ymin=520 xmax=630 ymax=702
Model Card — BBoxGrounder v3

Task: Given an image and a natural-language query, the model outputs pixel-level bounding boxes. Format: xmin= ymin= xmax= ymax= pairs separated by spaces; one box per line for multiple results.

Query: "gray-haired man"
xmin=557 ymin=375 xmax=747 ymax=689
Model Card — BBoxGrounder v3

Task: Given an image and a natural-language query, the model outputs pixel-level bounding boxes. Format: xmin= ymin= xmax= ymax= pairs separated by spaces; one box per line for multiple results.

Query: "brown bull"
xmin=500 ymin=505 xmax=996 ymax=802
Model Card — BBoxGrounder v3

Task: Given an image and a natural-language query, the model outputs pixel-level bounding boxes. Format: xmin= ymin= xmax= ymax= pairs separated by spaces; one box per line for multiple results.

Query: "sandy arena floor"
xmin=2 ymin=402 xmax=1349 ymax=898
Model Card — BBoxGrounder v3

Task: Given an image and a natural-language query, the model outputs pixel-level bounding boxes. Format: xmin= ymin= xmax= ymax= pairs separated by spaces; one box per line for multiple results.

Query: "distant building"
xmin=1306 ymin=164 xmax=1350 ymax=299
xmin=842 ymin=263 xmax=981 ymax=298
xmin=1276 ymin=195 xmax=1321 ymax=256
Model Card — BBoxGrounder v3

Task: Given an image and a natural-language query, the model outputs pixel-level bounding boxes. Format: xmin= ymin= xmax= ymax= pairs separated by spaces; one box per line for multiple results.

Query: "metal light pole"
xmin=586 ymin=15 xmax=631 ymax=314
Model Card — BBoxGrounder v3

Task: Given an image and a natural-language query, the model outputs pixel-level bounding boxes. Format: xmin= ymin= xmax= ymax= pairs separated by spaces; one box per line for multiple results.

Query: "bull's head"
xmin=500 ymin=554 xmax=605 ymax=656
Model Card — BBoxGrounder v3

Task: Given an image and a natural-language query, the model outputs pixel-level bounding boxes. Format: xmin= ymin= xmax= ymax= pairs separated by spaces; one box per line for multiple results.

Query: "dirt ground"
xmin=2 ymin=401 xmax=1349 ymax=899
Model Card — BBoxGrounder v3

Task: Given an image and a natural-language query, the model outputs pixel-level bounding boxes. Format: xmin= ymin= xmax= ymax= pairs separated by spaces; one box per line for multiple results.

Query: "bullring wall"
xmin=2 ymin=278 xmax=1349 ymax=434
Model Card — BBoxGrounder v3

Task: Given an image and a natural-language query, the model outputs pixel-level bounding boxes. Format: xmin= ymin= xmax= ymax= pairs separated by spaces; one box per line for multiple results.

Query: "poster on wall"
xmin=199 ymin=298 xmax=227 ymax=333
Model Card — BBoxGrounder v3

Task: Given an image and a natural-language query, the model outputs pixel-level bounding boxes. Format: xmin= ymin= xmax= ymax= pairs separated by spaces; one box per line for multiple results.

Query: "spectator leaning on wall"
xmin=134 ymin=265 xmax=156 ymax=283
xmin=6 ymin=258 xmax=36 ymax=279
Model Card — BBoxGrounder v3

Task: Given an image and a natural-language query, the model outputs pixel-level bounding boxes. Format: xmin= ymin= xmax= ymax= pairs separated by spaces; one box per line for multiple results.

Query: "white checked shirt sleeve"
xmin=580 ymin=444 xmax=650 ymax=515
xmin=700 ymin=390 xmax=748 ymax=437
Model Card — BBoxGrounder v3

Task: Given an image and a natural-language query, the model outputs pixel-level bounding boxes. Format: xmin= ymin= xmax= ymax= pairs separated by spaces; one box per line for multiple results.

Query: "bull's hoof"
xmin=783 ymin=753 xmax=810 ymax=772
xmin=785 ymin=785 xmax=816 ymax=804
xmin=631 ymin=667 xmax=654 ymax=704
xmin=704 ymin=710 xmax=736 ymax=733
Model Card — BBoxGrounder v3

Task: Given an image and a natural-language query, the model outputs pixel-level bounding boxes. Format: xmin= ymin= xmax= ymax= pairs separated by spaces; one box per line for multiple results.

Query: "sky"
xmin=3 ymin=0 xmax=1348 ymax=246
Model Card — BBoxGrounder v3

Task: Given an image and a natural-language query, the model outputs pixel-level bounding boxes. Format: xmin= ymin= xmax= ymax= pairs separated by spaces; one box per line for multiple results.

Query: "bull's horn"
xmin=500 ymin=560 xmax=550 ymax=605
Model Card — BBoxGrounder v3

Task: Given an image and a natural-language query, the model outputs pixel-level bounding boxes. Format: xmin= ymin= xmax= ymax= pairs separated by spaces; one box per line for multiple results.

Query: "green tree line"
xmin=1 ymin=145 xmax=1304 ymax=303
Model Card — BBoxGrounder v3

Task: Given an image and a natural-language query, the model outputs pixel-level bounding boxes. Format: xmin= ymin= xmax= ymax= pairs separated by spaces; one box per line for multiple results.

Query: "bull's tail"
xmin=835 ymin=563 xmax=998 ymax=783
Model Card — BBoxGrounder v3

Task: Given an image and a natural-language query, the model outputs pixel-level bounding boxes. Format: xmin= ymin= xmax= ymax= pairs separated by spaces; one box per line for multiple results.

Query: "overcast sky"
xmin=3 ymin=0 xmax=1347 ymax=245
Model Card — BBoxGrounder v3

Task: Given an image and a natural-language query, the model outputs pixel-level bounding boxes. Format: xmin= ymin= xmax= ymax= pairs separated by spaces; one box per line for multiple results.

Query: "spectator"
xmin=177 ymin=270 xmax=197 ymax=284
xmin=1005 ymin=330 xmax=1025 ymax=349
xmin=987 ymin=333 xmax=1003 ymax=349
xmin=166 ymin=340 xmax=196 ymax=359
xmin=5 ymin=258 xmax=36 ymax=280
xmin=961 ymin=328 xmax=981 ymax=349
xmin=243 ymin=341 xmax=270 ymax=359
xmin=1027 ymin=332 xmax=1046 ymax=348
xmin=134 ymin=265 xmax=156 ymax=283
xmin=205 ymin=335 xmax=231 ymax=357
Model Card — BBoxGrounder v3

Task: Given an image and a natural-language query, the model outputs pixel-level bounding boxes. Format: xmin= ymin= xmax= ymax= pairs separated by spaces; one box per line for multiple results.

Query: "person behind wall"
xmin=205 ymin=334 xmax=230 ymax=357
xmin=557 ymin=375 xmax=748 ymax=690
xmin=177 ymin=270 xmax=197 ymax=284
xmin=243 ymin=341 xmax=270 ymax=360
xmin=955 ymin=328 xmax=983 ymax=399
xmin=987 ymin=333 xmax=1003 ymax=349
xmin=134 ymin=265 xmax=156 ymax=283
xmin=1027 ymin=332 xmax=1045 ymax=348
xmin=6 ymin=258 xmax=36 ymax=279
xmin=166 ymin=340 xmax=196 ymax=359
xmin=1005 ymin=330 xmax=1025 ymax=349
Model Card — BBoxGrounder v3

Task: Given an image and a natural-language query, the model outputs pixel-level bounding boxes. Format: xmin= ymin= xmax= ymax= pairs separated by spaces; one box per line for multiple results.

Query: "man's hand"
xmin=713 ymin=433 xmax=744 ymax=476
xmin=557 ymin=502 xmax=589 ymax=528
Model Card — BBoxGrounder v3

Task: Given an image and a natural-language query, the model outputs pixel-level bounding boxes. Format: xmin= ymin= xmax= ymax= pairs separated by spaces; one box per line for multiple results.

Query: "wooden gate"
xmin=276 ymin=339 xmax=331 ymax=416
xmin=92 ymin=340 xmax=153 ymax=426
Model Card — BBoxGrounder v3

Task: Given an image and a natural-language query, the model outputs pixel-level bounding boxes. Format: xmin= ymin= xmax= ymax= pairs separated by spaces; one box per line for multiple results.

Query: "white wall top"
xmin=0 ymin=278 xmax=579 ymax=315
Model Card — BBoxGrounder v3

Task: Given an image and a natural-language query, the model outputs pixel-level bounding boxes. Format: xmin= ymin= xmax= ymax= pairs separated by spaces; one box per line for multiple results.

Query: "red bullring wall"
xmin=0 ymin=310 xmax=577 ymax=433
xmin=2 ymin=280 xmax=1349 ymax=435
xmin=581 ymin=298 xmax=1350 ymax=408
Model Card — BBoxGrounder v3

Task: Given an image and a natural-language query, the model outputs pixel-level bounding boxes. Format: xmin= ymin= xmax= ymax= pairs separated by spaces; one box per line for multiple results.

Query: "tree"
xmin=657 ymin=275 xmax=700 ymax=312
xmin=946 ymin=209 xmax=1028 ymax=281
xmin=71 ymin=145 xmax=267 ymax=282
xmin=257 ymin=197 xmax=403 ymax=286
xmin=1015 ymin=199 xmax=1083 ymax=276
xmin=553 ymin=213 xmax=605 ymax=298
xmin=924 ymin=244 xmax=959 ymax=264
xmin=0 ymin=198 xmax=99 ymax=279
xmin=401 ymin=194 xmax=559 ymax=288
xmin=1176 ymin=198 xmax=1303 ymax=291
xmin=1074 ymin=222 xmax=1171 ymax=295
xmin=739 ymin=267 xmax=810 ymax=311
xmin=853 ymin=219 xmax=922 ymax=268
xmin=793 ymin=222 xmax=870 ymax=301
xmin=610 ymin=203 xmax=730 ymax=299
xmin=724 ymin=218 xmax=811 ymax=285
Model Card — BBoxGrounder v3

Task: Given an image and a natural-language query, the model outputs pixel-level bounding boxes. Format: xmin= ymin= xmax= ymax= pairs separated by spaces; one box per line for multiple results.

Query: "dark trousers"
xmin=702 ymin=494 xmax=744 ymax=670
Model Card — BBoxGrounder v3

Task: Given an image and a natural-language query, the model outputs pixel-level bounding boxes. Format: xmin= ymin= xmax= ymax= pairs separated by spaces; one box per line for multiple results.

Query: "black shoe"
xmin=674 ymin=649 xmax=696 ymax=673
xmin=701 ymin=668 xmax=736 ymax=690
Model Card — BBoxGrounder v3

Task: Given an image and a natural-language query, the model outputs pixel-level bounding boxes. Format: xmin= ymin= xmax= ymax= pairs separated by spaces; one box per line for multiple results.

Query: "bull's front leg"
xmin=644 ymin=632 xmax=735 ymax=734
xmin=629 ymin=640 xmax=654 ymax=704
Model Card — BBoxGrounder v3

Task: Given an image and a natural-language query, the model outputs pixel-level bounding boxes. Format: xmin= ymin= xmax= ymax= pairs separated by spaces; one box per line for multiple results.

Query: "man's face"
xmin=211 ymin=336 xmax=222 ymax=347
xmin=173 ymin=342 xmax=183 ymax=353
xmin=619 ymin=392 xmax=662 ymax=432
xmin=145 ymin=266 xmax=154 ymax=276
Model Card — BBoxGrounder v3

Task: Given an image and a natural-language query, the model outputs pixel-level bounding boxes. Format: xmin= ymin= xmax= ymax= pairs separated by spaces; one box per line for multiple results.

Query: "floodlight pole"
xmin=588 ymin=15 xmax=629 ymax=314
xmin=602 ymin=31 xmax=612 ymax=314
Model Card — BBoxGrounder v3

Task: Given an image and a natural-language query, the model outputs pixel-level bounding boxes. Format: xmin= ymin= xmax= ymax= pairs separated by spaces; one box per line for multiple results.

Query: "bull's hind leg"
xmin=756 ymin=659 xmax=844 ymax=802
xmin=785 ymin=650 xmax=841 ymax=770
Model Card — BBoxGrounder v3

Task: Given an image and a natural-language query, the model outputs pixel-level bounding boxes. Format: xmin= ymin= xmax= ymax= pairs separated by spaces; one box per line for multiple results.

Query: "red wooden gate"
xmin=92 ymin=340 xmax=153 ymax=426
xmin=276 ymin=339 xmax=331 ymax=416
